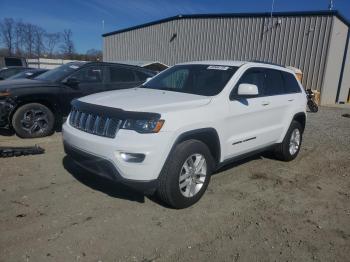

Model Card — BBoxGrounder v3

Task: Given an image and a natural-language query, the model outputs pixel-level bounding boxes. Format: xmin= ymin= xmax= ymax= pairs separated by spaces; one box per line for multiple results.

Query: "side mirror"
xmin=237 ymin=83 xmax=259 ymax=96
xmin=64 ymin=77 xmax=80 ymax=88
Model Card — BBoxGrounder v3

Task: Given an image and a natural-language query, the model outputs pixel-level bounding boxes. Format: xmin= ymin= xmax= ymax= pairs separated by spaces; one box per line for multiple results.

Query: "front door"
xmin=224 ymin=68 xmax=283 ymax=159
xmin=61 ymin=65 xmax=105 ymax=115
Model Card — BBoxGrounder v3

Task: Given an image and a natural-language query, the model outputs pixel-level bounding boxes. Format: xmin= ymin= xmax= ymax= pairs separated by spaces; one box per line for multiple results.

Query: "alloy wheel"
xmin=179 ymin=154 xmax=207 ymax=198
xmin=20 ymin=108 xmax=49 ymax=135
xmin=289 ymin=128 xmax=301 ymax=155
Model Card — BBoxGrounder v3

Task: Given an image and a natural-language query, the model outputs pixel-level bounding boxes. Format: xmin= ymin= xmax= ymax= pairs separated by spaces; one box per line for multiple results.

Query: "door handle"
xmin=288 ymin=99 xmax=294 ymax=102
xmin=261 ymin=101 xmax=270 ymax=106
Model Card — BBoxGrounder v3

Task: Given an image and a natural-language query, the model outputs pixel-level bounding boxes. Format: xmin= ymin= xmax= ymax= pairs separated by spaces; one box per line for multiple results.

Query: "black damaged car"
xmin=0 ymin=62 xmax=156 ymax=138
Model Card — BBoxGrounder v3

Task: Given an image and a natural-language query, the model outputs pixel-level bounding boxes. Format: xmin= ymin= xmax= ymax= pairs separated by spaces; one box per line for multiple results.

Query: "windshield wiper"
xmin=142 ymin=85 xmax=177 ymax=92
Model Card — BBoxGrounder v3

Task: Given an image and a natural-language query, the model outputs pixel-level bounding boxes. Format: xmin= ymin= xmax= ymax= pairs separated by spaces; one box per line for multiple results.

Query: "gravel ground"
xmin=0 ymin=106 xmax=349 ymax=262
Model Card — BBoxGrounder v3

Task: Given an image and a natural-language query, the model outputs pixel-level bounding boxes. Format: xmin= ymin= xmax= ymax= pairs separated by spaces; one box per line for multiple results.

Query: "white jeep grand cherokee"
xmin=63 ymin=61 xmax=307 ymax=208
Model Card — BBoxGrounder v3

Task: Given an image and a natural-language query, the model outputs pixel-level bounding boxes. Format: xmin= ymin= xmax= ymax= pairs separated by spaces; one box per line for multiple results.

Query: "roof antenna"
xmin=270 ymin=0 xmax=275 ymax=19
xmin=269 ymin=0 xmax=275 ymax=29
xmin=328 ymin=0 xmax=334 ymax=10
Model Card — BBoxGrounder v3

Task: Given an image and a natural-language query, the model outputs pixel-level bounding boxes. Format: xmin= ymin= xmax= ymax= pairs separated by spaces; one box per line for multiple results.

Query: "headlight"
xmin=122 ymin=119 xmax=165 ymax=133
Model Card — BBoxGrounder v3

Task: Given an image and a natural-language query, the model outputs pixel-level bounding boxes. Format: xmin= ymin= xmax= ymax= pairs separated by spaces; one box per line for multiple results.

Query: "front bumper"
xmin=0 ymin=99 xmax=15 ymax=127
xmin=63 ymin=142 xmax=158 ymax=193
xmin=62 ymin=121 xmax=174 ymax=185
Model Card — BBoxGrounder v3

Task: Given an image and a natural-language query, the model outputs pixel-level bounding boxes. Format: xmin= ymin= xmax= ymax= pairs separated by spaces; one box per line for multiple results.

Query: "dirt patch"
xmin=250 ymin=172 xmax=268 ymax=180
xmin=0 ymin=106 xmax=349 ymax=261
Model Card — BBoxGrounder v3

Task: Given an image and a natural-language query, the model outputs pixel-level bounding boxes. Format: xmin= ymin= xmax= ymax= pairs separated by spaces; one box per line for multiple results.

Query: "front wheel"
xmin=12 ymin=103 xmax=55 ymax=138
xmin=157 ymin=140 xmax=214 ymax=209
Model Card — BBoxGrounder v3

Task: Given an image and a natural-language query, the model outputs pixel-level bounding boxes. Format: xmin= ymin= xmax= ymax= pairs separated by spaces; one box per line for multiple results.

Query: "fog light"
xmin=120 ymin=152 xmax=145 ymax=163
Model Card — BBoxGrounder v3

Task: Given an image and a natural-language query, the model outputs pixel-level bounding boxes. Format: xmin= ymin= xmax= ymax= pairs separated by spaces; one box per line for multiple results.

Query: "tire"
xmin=157 ymin=139 xmax=215 ymax=209
xmin=274 ymin=120 xmax=303 ymax=161
xmin=12 ymin=103 xmax=55 ymax=138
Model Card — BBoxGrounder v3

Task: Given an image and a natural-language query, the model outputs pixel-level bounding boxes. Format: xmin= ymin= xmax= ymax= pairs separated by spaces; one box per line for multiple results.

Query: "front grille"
xmin=69 ymin=107 xmax=122 ymax=138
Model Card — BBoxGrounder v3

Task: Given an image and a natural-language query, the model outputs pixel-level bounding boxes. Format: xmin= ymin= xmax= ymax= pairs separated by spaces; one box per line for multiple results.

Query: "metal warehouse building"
xmin=103 ymin=11 xmax=350 ymax=105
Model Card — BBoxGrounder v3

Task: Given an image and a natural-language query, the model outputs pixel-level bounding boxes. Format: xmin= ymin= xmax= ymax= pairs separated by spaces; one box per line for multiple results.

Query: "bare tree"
xmin=14 ymin=21 xmax=25 ymax=56
xmin=60 ymin=29 xmax=75 ymax=58
xmin=0 ymin=18 xmax=82 ymax=60
xmin=33 ymin=26 xmax=46 ymax=57
xmin=0 ymin=18 xmax=16 ymax=55
xmin=45 ymin=32 xmax=60 ymax=56
xmin=22 ymin=23 xmax=36 ymax=58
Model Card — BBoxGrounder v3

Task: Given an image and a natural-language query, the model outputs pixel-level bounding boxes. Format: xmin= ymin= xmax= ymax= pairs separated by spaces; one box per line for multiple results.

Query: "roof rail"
xmin=249 ymin=60 xmax=286 ymax=68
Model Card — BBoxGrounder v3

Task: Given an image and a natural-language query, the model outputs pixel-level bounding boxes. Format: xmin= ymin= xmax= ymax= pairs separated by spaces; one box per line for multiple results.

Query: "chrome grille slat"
xmin=103 ymin=118 xmax=111 ymax=136
xmin=70 ymin=110 xmax=76 ymax=125
xmin=68 ymin=108 xmax=120 ymax=138
xmin=85 ymin=114 xmax=92 ymax=131
xmin=93 ymin=116 xmax=100 ymax=134
xmin=74 ymin=111 xmax=81 ymax=127
xmin=79 ymin=112 xmax=87 ymax=129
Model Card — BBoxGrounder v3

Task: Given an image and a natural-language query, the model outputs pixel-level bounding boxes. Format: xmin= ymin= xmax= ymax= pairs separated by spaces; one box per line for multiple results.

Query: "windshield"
xmin=35 ymin=63 xmax=84 ymax=82
xmin=142 ymin=64 xmax=238 ymax=96
xmin=0 ymin=68 xmax=25 ymax=79
xmin=8 ymin=70 xmax=34 ymax=79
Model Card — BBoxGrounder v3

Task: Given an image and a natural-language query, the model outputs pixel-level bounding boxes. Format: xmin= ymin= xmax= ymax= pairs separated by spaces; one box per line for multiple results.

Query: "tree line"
xmin=0 ymin=18 xmax=102 ymax=61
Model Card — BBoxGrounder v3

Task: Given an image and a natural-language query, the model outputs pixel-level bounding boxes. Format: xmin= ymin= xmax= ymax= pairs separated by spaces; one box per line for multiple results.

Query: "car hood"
xmin=0 ymin=79 xmax=56 ymax=92
xmin=79 ymin=88 xmax=212 ymax=113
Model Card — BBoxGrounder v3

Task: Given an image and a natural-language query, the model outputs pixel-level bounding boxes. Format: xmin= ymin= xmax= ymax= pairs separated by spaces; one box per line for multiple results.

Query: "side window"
xmin=70 ymin=66 xmax=103 ymax=83
xmin=110 ymin=67 xmax=136 ymax=82
xmin=265 ymin=69 xmax=284 ymax=96
xmin=235 ymin=69 xmax=266 ymax=96
xmin=282 ymin=72 xmax=302 ymax=93
xmin=161 ymin=69 xmax=189 ymax=89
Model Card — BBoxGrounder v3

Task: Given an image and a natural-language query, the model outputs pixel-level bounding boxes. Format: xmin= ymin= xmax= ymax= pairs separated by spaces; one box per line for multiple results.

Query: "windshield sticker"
xmin=69 ymin=65 xmax=79 ymax=69
xmin=207 ymin=65 xmax=230 ymax=70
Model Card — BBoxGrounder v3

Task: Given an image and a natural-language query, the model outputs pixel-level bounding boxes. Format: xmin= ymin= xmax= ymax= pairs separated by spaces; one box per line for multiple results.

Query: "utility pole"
xmin=329 ymin=0 xmax=334 ymax=10
xmin=269 ymin=0 xmax=275 ymax=30
xmin=270 ymin=0 xmax=275 ymax=19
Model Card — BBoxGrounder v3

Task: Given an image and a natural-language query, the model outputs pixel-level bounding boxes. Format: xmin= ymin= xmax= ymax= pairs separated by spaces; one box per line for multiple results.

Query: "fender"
xmin=161 ymin=128 xmax=221 ymax=171
xmin=8 ymin=95 xmax=62 ymax=128
xmin=278 ymin=111 xmax=306 ymax=142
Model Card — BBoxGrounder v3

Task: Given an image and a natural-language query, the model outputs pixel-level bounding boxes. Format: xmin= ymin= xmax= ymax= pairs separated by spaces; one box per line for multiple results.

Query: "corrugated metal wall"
xmin=104 ymin=15 xmax=334 ymax=91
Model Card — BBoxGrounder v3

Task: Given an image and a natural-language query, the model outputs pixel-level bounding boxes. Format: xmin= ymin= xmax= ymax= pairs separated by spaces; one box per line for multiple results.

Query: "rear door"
xmin=261 ymin=68 xmax=291 ymax=142
xmin=279 ymin=70 xmax=304 ymax=136
xmin=105 ymin=65 xmax=145 ymax=91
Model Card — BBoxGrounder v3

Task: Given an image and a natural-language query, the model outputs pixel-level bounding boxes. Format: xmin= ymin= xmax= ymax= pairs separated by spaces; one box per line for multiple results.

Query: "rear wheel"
xmin=157 ymin=140 xmax=214 ymax=209
xmin=12 ymin=103 xmax=55 ymax=138
xmin=274 ymin=120 xmax=303 ymax=161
